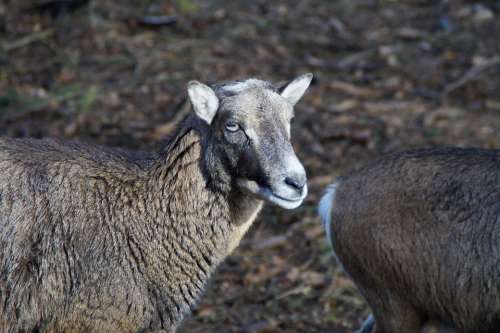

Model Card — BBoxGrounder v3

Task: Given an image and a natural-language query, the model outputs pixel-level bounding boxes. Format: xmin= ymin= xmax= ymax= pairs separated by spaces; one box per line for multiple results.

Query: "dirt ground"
xmin=1 ymin=1 xmax=500 ymax=332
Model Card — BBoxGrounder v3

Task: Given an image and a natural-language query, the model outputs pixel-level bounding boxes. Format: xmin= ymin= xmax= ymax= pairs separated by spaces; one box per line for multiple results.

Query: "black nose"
xmin=284 ymin=174 xmax=306 ymax=191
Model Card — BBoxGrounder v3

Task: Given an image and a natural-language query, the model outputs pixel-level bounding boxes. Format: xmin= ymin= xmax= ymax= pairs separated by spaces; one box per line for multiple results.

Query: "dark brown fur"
xmin=321 ymin=147 xmax=500 ymax=333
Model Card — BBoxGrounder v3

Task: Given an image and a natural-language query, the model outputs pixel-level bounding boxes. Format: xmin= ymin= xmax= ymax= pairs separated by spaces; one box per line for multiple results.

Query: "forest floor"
xmin=1 ymin=1 xmax=500 ymax=332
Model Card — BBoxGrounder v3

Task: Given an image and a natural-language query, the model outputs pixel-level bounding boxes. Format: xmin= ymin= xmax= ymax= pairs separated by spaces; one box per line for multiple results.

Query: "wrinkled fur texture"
xmin=0 ymin=116 xmax=262 ymax=332
xmin=323 ymin=147 xmax=500 ymax=333
xmin=0 ymin=75 xmax=310 ymax=333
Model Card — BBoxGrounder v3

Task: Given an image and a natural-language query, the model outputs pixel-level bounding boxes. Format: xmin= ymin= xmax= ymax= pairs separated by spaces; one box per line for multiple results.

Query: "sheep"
xmin=319 ymin=147 xmax=500 ymax=333
xmin=0 ymin=73 xmax=313 ymax=333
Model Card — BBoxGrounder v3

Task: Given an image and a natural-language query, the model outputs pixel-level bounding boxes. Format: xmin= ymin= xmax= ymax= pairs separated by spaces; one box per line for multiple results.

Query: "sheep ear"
xmin=187 ymin=81 xmax=219 ymax=124
xmin=279 ymin=73 xmax=313 ymax=106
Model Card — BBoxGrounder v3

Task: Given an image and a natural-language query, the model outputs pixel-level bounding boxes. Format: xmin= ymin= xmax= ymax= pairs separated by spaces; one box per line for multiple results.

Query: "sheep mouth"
xmin=263 ymin=187 xmax=308 ymax=209
xmin=238 ymin=179 xmax=308 ymax=209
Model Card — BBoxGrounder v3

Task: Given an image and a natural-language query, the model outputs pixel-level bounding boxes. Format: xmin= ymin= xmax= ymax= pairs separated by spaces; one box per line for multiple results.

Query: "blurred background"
xmin=1 ymin=0 xmax=500 ymax=332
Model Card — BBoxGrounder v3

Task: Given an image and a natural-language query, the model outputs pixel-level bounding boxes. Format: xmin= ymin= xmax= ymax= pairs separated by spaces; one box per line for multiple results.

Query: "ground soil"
xmin=1 ymin=1 xmax=500 ymax=332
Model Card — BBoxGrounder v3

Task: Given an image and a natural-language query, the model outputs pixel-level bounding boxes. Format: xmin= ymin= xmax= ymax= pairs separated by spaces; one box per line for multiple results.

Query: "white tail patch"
xmin=318 ymin=182 xmax=339 ymax=250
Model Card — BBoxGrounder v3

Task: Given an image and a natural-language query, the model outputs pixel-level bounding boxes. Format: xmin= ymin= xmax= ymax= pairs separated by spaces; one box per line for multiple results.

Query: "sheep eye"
xmin=225 ymin=122 xmax=240 ymax=133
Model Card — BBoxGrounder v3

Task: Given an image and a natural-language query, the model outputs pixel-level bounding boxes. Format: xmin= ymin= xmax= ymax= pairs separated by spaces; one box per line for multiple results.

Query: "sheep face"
xmin=187 ymin=74 xmax=312 ymax=209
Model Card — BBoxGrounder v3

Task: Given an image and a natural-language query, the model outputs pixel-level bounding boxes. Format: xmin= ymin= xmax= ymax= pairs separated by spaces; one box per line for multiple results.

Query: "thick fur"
xmin=0 ymin=119 xmax=240 ymax=332
xmin=0 ymin=76 xmax=309 ymax=332
xmin=320 ymin=147 xmax=500 ymax=333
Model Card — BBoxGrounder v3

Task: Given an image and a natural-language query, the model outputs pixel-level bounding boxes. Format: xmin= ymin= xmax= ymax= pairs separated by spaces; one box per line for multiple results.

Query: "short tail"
xmin=356 ymin=314 xmax=375 ymax=333
xmin=318 ymin=182 xmax=339 ymax=248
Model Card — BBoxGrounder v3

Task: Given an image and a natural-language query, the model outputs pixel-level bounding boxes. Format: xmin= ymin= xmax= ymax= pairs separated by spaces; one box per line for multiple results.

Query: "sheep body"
xmin=0 ymin=74 xmax=313 ymax=332
xmin=0 ymin=129 xmax=235 ymax=332
xmin=321 ymin=147 xmax=500 ymax=333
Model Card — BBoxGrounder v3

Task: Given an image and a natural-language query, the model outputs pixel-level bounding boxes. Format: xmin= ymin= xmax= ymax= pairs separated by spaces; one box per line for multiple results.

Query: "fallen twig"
xmin=2 ymin=29 xmax=54 ymax=52
xmin=329 ymin=81 xmax=381 ymax=98
xmin=441 ymin=56 xmax=500 ymax=99
xmin=251 ymin=235 xmax=288 ymax=250
xmin=274 ymin=285 xmax=311 ymax=300
xmin=138 ymin=15 xmax=177 ymax=27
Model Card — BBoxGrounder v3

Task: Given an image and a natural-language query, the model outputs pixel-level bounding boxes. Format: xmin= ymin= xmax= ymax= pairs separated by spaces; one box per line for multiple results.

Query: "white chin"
xmin=263 ymin=190 xmax=306 ymax=209
xmin=238 ymin=180 xmax=308 ymax=210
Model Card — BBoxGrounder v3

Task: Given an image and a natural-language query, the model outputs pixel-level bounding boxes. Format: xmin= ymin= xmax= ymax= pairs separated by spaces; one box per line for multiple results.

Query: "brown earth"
xmin=1 ymin=1 xmax=500 ymax=332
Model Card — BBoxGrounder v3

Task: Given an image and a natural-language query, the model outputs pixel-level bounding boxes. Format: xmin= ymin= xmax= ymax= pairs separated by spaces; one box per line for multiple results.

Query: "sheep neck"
xmin=136 ymin=125 xmax=262 ymax=330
